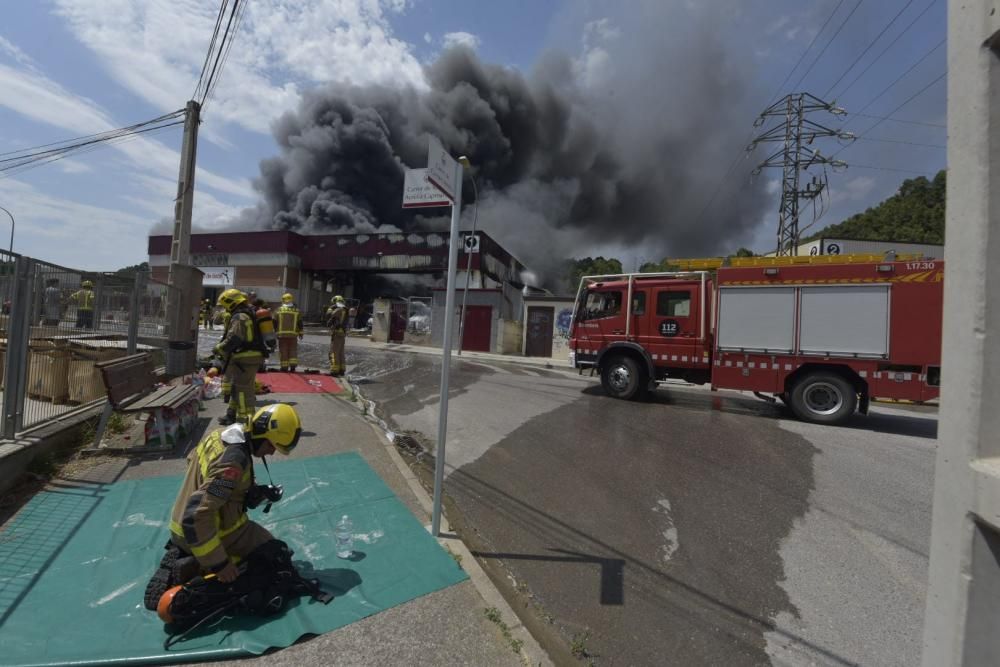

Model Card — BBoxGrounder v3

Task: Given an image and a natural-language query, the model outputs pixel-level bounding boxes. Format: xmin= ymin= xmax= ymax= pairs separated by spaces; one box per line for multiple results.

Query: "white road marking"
xmin=652 ymin=498 xmax=679 ymax=562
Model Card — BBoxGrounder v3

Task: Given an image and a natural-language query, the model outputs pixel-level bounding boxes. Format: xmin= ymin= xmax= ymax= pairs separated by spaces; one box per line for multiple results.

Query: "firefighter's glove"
xmin=245 ymin=484 xmax=283 ymax=511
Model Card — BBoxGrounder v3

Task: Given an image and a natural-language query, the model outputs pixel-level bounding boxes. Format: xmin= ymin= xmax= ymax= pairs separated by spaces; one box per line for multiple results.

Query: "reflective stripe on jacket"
xmin=72 ymin=289 xmax=94 ymax=311
xmin=326 ymin=305 xmax=347 ymax=332
xmin=276 ymin=305 xmax=302 ymax=337
xmin=214 ymin=309 xmax=263 ymax=361
xmin=169 ymin=425 xmax=253 ymax=568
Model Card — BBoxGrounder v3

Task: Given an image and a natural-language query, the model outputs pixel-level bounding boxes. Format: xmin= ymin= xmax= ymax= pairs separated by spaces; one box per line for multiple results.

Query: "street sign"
xmin=463 ymin=233 xmax=480 ymax=253
xmin=426 ymin=135 xmax=458 ymax=202
xmin=402 ymin=168 xmax=452 ymax=209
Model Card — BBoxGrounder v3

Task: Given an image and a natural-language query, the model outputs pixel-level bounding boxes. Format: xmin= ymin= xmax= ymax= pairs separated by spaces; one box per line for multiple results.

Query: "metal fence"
xmin=0 ymin=251 xmax=178 ymax=437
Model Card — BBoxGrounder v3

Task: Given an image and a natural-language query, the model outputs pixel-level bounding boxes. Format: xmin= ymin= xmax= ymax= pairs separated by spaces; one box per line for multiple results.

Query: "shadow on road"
xmin=580 ymin=385 xmax=939 ymax=439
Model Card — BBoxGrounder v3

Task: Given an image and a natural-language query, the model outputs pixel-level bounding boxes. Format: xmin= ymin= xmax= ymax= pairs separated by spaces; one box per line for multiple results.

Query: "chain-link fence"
xmin=1 ymin=253 xmax=178 ymax=437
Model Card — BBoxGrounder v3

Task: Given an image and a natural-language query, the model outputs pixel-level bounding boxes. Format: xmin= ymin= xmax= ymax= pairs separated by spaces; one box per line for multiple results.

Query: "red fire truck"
xmin=569 ymin=254 xmax=943 ymax=425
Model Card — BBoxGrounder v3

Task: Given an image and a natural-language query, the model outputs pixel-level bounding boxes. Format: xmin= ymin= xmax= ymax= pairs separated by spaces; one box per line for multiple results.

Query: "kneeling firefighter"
xmin=214 ymin=288 xmax=270 ymax=425
xmin=143 ymin=404 xmax=331 ymax=645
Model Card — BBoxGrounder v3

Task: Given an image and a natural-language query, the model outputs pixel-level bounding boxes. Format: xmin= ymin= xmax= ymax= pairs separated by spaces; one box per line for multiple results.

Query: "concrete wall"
xmin=921 ymin=4 xmax=1000 ymax=665
xmin=497 ymin=319 xmax=522 ymax=355
xmin=371 ymin=298 xmax=391 ymax=343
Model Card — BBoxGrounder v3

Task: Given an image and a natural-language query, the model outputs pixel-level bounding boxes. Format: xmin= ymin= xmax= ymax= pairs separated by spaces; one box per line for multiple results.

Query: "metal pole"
xmin=0 ymin=206 xmax=13 ymax=254
xmin=456 ymin=174 xmax=478 ymax=356
xmin=431 ymin=160 xmax=464 ymax=537
xmin=127 ymin=270 xmax=145 ymax=355
xmin=2 ymin=257 xmax=32 ymax=438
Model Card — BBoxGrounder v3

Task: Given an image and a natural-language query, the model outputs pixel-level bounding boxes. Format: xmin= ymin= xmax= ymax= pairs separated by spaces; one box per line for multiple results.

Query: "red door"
xmin=461 ymin=305 xmax=492 ymax=352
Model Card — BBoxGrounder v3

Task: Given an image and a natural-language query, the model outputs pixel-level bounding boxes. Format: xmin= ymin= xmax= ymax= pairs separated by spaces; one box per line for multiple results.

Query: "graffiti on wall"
xmin=555 ymin=308 xmax=573 ymax=339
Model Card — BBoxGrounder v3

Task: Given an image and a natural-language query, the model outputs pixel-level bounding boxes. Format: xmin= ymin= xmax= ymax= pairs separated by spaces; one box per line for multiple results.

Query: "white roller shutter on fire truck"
xmin=717 ymin=287 xmax=796 ymax=352
xmin=798 ymin=285 xmax=889 ymax=357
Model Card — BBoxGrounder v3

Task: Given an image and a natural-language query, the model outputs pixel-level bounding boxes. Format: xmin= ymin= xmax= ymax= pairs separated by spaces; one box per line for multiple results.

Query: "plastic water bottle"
xmin=335 ymin=515 xmax=354 ymax=559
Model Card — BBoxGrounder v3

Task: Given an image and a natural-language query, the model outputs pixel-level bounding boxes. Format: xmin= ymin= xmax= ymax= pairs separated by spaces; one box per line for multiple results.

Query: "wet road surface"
xmin=200 ymin=333 xmax=935 ymax=666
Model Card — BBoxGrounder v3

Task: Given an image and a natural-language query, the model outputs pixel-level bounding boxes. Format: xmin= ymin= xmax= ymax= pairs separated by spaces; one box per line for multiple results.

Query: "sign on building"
xmin=462 ymin=233 xmax=480 ymax=253
xmin=200 ymin=266 xmax=234 ymax=286
xmin=402 ymin=168 xmax=452 ymax=209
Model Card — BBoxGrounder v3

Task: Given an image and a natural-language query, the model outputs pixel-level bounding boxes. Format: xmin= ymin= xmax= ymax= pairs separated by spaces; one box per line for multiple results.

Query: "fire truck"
xmin=569 ymin=254 xmax=943 ymax=425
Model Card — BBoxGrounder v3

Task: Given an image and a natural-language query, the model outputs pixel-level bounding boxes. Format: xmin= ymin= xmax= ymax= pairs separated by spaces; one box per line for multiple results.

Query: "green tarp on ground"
xmin=0 ymin=452 xmax=467 ymax=666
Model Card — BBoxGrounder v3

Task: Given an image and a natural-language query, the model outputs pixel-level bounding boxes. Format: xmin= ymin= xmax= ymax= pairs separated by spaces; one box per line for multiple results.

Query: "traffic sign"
xmin=426 ymin=135 xmax=458 ymax=202
xmin=402 ymin=168 xmax=451 ymax=209
xmin=463 ymin=233 xmax=480 ymax=253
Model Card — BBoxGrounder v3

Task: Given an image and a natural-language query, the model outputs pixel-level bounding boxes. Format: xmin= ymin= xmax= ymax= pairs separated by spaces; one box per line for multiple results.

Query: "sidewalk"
xmin=0 ymin=379 xmax=550 ymax=667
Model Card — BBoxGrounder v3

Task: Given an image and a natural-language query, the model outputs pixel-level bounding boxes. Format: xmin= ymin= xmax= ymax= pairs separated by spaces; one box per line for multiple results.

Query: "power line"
xmin=203 ymin=0 xmax=249 ymax=113
xmin=837 ymin=163 xmax=937 ymax=174
xmin=0 ymin=110 xmax=184 ymax=159
xmin=849 ymin=38 xmax=945 ymax=118
xmin=850 ymin=112 xmax=944 ymax=127
xmin=199 ymin=0 xmax=241 ymax=107
xmin=853 ymin=136 xmax=945 ymax=148
xmin=833 ymin=70 xmax=946 ymax=159
xmin=822 ymin=0 xmax=917 ymax=98
xmin=788 ymin=0 xmax=865 ymax=93
xmin=765 ymin=0 xmax=847 ymax=104
xmin=193 ymin=1 xmax=229 ymax=101
xmin=833 ymin=0 xmax=940 ymax=101
xmin=0 ymin=120 xmax=184 ymax=178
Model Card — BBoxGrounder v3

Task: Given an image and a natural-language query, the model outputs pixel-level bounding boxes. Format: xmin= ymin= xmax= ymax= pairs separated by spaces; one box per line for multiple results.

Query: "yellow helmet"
xmin=81 ymin=280 xmax=94 ymax=288
xmin=217 ymin=288 xmax=246 ymax=312
xmin=281 ymin=293 xmax=294 ymax=303
xmin=332 ymin=295 xmax=344 ymax=304
xmin=249 ymin=403 xmax=301 ymax=455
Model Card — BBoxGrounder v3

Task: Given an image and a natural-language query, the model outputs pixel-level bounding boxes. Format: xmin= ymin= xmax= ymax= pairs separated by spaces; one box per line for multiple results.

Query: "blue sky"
xmin=0 ymin=0 xmax=946 ymax=270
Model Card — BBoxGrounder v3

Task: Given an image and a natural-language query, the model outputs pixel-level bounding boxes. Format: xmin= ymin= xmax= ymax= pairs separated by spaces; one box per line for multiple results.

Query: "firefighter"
xmin=275 ymin=293 xmax=303 ymax=372
xmin=70 ymin=280 xmax=95 ymax=329
xmin=201 ymin=299 xmax=214 ymax=330
xmin=326 ymin=295 xmax=348 ymax=376
xmin=220 ymin=300 xmax=235 ymax=404
xmin=163 ymin=403 xmax=302 ymax=585
xmin=213 ymin=288 xmax=266 ymax=425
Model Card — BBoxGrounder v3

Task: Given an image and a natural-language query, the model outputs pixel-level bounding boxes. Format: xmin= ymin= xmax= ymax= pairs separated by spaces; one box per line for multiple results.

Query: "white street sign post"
xmin=426 ymin=136 xmax=463 ymax=537
xmin=402 ymin=168 xmax=452 ymax=209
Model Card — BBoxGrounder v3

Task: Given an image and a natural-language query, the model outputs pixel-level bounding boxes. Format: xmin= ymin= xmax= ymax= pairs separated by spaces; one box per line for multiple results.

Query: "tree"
xmin=111 ymin=262 xmax=149 ymax=279
xmin=805 ymin=169 xmax=945 ymax=244
xmin=562 ymin=257 xmax=624 ymax=292
xmin=733 ymin=247 xmax=755 ymax=257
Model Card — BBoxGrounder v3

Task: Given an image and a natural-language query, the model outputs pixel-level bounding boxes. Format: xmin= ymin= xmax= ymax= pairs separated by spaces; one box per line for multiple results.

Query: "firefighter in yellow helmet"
xmin=143 ymin=404 xmax=302 ymax=601
xmin=213 ymin=288 xmax=267 ymax=425
xmin=325 ymin=295 xmax=348 ymax=376
xmin=275 ymin=293 xmax=304 ymax=372
xmin=70 ymin=279 xmax=95 ymax=329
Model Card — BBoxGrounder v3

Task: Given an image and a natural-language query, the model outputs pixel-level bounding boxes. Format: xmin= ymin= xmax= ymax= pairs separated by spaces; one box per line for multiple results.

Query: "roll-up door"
xmin=798 ymin=285 xmax=889 ymax=357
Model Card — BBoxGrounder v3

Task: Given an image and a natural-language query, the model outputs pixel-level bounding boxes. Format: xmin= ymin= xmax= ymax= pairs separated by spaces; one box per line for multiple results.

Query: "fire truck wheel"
xmin=600 ymin=354 xmax=646 ymax=400
xmin=789 ymin=372 xmax=857 ymax=424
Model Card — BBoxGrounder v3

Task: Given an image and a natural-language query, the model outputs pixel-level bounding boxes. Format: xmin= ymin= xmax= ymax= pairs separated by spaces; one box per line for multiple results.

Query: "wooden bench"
xmin=92 ymin=352 xmax=200 ymax=449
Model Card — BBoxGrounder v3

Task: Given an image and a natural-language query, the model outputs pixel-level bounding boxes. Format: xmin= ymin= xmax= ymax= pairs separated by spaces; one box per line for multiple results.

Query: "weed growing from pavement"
xmin=445 ymin=544 xmax=463 ymax=567
xmin=106 ymin=412 xmax=130 ymax=434
xmin=570 ymin=630 xmax=592 ymax=660
xmin=483 ymin=607 xmax=525 ymax=658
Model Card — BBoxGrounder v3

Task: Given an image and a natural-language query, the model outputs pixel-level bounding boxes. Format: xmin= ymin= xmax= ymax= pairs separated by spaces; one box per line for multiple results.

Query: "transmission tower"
xmin=749 ymin=93 xmax=851 ymax=255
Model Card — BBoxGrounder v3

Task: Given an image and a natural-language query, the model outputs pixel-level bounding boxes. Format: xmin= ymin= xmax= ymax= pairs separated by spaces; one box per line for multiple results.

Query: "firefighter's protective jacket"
xmin=213 ymin=307 xmax=263 ymax=363
xmin=326 ymin=305 xmax=347 ymax=333
xmin=70 ymin=288 xmax=94 ymax=311
xmin=276 ymin=304 xmax=303 ymax=338
xmin=169 ymin=424 xmax=254 ymax=569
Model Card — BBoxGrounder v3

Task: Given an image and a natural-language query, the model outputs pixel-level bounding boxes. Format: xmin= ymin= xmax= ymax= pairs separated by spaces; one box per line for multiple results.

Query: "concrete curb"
xmin=346 ymin=338 xmax=571 ymax=371
xmin=335 ymin=376 xmax=552 ymax=666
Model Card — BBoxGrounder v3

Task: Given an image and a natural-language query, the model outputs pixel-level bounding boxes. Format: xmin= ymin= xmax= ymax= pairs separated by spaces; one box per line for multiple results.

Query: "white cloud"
xmin=423 ymin=32 xmax=432 ymax=44
xmin=0 ymin=36 xmax=41 ymax=73
xmin=441 ymin=31 xmax=481 ymax=51
xmin=52 ymin=0 xmax=427 ymax=137
xmin=0 ymin=62 xmax=252 ymax=201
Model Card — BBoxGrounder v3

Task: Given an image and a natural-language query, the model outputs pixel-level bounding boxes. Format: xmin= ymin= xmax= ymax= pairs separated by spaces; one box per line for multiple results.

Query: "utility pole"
xmin=169 ymin=100 xmax=200 ymax=273
xmin=749 ymin=93 xmax=849 ymax=256
xmin=165 ymin=100 xmax=204 ymax=371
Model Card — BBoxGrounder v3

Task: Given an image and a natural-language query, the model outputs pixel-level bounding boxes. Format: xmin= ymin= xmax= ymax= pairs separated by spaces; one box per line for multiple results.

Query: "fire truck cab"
xmin=569 ymin=256 xmax=943 ymax=425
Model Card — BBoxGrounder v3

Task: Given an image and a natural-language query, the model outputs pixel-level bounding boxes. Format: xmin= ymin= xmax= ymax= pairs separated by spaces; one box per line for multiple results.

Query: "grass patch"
xmin=570 ymin=630 xmax=592 ymax=660
xmin=484 ymin=607 xmax=528 ymax=660
xmin=106 ymin=412 xmax=130 ymax=435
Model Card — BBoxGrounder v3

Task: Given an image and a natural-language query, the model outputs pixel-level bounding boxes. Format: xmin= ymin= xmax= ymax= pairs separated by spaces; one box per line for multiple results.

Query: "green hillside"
xmin=805 ymin=169 xmax=945 ymax=244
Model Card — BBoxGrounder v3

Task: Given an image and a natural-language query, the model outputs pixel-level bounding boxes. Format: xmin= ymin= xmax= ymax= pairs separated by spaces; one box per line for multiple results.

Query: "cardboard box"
xmin=67 ymin=347 xmax=126 ymax=404
xmin=27 ymin=344 xmax=70 ymax=401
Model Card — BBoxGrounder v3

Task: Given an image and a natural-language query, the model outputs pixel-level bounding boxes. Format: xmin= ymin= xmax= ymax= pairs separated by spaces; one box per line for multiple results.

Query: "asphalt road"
xmin=201 ymin=334 xmax=937 ymax=666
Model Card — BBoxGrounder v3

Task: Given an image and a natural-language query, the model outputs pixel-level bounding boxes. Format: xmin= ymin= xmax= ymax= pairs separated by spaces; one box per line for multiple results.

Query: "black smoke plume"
xmin=242 ymin=7 xmax=771 ymax=287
